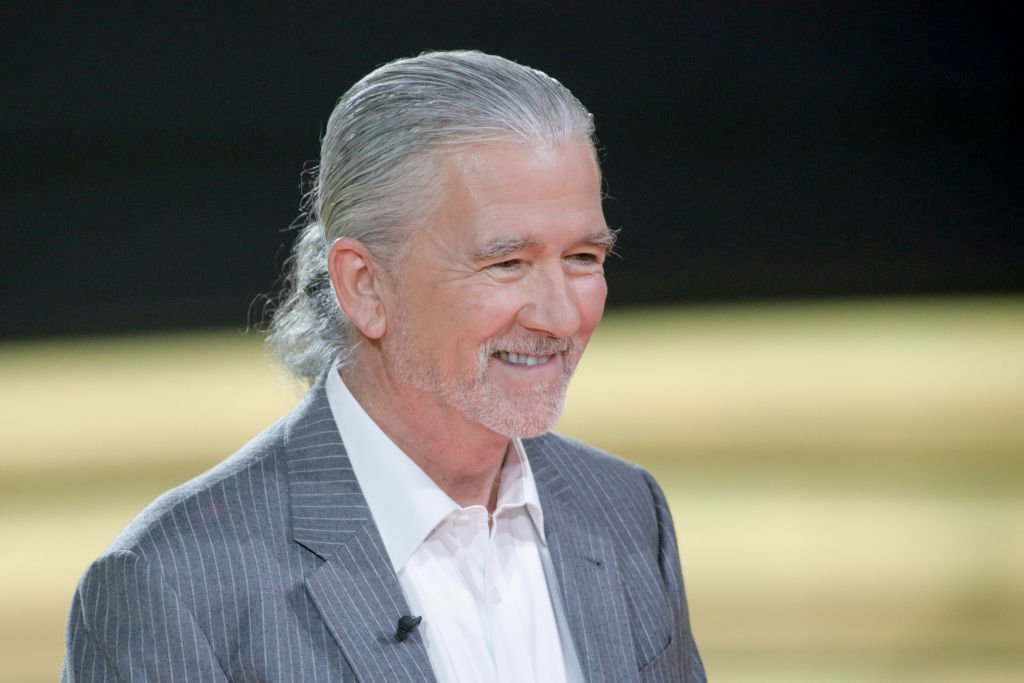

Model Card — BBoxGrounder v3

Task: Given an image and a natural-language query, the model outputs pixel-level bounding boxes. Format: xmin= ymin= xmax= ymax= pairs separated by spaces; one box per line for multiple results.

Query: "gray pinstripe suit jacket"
xmin=63 ymin=377 xmax=705 ymax=681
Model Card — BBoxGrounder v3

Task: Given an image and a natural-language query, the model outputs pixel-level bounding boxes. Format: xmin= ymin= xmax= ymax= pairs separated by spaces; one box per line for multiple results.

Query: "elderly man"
xmin=63 ymin=51 xmax=704 ymax=682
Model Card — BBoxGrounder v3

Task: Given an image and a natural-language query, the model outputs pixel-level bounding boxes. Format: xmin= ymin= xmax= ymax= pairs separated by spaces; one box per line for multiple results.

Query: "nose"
xmin=517 ymin=265 xmax=582 ymax=339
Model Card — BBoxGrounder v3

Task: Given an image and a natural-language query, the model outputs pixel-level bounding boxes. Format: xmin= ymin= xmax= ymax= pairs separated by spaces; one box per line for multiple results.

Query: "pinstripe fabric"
xmin=528 ymin=434 xmax=705 ymax=682
xmin=63 ymin=377 xmax=704 ymax=681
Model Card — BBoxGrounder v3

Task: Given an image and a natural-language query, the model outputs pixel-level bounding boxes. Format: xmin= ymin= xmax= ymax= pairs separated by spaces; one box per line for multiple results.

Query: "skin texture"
xmin=327 ymin=137 xmax=612 ymax=509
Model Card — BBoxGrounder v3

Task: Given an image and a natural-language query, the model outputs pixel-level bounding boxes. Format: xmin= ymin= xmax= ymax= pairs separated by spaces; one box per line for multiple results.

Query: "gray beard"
xmin=385 ymin=326 xmax=581 ymax=438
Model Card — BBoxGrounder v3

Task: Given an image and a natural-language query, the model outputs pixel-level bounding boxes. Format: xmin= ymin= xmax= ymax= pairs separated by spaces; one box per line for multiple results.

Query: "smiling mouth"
xmin=493 ymin=351 xmax=554 ymax=366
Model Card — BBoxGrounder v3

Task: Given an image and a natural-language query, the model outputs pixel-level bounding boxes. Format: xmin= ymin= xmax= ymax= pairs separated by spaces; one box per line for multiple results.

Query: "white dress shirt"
xmin=325 ymin=367 xmax=583 ymax=682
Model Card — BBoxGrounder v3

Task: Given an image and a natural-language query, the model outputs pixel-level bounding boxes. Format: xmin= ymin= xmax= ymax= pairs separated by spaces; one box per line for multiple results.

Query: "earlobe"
xmin=326 ymin=237 xmax=388 ymax=340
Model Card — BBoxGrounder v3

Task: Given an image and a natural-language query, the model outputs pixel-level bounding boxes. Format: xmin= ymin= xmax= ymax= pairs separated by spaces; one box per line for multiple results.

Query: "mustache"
xmin=481 ymin=335 xmax=579 ymax=358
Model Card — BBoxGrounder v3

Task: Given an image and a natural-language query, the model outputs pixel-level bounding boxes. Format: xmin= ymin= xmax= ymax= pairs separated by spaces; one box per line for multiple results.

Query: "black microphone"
xmin=395 ymin=615 xmax=422 ymax=642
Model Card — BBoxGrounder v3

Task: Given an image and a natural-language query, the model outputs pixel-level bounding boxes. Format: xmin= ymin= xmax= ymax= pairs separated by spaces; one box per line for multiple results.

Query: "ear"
xmin=326 ymin=237 xmax=387 ymax=340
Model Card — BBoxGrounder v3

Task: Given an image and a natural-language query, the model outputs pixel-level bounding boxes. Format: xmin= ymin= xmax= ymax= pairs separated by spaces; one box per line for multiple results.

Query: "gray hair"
xmin=267 ymin=50 xmax=596 ymax=383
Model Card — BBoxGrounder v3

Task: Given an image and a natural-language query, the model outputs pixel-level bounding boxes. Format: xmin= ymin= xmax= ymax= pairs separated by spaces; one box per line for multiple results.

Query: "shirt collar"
xmin=324 ymin=365 xmax=547 ymax=573
xmin=501 ymin=437 xmax=547 ymax=543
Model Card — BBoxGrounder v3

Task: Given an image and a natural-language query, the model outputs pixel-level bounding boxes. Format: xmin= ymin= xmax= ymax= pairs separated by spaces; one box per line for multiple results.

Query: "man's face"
xmin=380 ymin=137 xmax=611 ymax=438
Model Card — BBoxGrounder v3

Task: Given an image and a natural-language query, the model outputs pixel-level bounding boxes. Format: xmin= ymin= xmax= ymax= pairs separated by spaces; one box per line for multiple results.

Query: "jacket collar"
xmin=284 ymin=376 xmax=437 ymax=681
xmin=282 ymin=378 xmax=635 ymax=682
xmin=526 ymin=434 xmax=639 ymax=683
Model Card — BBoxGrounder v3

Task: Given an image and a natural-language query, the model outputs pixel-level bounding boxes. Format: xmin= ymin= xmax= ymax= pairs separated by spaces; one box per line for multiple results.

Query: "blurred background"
xmin=2 ymin=1 xmax=1021 ymax=681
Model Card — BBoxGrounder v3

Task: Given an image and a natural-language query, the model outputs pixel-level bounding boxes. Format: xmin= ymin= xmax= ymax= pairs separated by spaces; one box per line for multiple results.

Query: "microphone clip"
xmin=395 ymin=615 xmax=422 ymax=642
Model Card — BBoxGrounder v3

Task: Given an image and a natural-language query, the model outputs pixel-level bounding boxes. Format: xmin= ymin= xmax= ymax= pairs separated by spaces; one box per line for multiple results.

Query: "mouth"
xmin=492 ymin=350 xmax=555 ymax=367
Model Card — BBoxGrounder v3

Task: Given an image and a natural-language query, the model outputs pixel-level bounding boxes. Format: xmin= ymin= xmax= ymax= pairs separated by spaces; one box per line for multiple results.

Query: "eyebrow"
xmin=471 ymin=228 xmax=618 ymax=262
xmin=587 ymin=227 xmax=619 ymax=254
xmin=471 ymin=236 xmax=537 ymax=262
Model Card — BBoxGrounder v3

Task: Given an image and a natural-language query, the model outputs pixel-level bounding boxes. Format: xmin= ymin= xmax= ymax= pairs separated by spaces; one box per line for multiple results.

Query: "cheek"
xmin=447 ymin=297 xmax=505 ymax=359
xmin=577 ymin=276 xmax=608 ymax=332
xmin=465 ymin=286 xmax=527 ymax=329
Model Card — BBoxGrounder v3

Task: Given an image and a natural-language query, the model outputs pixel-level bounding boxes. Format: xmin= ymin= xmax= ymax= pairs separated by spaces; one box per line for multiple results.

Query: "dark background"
xmin=3 ymin=1 xmax=1020 ymax=339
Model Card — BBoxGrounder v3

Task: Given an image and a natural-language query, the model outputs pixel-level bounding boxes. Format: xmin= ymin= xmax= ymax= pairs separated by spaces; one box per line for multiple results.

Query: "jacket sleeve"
xmin=642 ymin=470 xmax=707 ymax=683
xmin=62 ymin=549 xmax=229 ymax=682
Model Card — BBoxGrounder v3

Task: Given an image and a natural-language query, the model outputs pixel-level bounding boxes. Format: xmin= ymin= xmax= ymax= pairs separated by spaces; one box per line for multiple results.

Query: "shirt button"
xmin=488 ymin=588 xmax=502 ymax=605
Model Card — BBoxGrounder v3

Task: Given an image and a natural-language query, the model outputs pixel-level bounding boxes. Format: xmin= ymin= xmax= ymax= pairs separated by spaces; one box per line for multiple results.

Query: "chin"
xmin=465 ymin=386 xmax=567 ymax=439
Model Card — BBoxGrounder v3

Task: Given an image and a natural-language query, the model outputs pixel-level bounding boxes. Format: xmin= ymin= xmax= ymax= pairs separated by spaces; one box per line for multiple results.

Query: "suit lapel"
xmin=285 ymin=381 xmax=436 ymax=682
xmin=283 ymin=382 xmax=637 ymax=681
xmin=528 ymin=438 xmax=639 ymax=683
xmin=304 ymin=526 xmax=436 ymax=682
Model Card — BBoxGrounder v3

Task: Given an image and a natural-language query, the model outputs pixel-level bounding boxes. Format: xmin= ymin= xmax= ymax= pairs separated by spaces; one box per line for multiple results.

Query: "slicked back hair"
xmin=267 ymin=50 xmax=596 ymax=383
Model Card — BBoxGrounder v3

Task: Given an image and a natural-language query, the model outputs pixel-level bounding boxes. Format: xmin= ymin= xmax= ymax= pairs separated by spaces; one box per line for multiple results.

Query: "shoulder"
xmin=70 ymin=399 xmax=319 ymax=643
xmin=103 ymin=382 xmax=327 ymax=559
xmin=104 ymin=417 xmax=289 ymax=563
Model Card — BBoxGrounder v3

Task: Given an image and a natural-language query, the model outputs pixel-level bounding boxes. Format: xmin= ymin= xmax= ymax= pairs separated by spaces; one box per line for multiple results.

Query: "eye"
xmin=489 ymin=259 xmax=523 ymax=271
xmin=566 ymin=252 xmax=602 ymax=264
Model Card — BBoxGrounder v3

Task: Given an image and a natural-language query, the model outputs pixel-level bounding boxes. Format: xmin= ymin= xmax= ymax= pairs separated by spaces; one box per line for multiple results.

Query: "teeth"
xmin=496 ymin=351 xmax=549 ymax=366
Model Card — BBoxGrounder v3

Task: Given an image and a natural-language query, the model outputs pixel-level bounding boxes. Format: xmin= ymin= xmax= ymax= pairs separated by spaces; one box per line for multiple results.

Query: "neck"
xmin=340 ymin=361 xmax=509 ymax=510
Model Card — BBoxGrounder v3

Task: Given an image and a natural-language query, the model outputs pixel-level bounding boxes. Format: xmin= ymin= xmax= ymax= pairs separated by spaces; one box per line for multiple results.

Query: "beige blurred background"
xmin=2 ymin=296 xmax=1022 ymax=682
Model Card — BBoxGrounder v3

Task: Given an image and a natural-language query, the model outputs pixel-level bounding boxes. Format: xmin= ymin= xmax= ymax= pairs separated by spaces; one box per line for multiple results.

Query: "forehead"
xmin=427 ymin=138 xmax=606 ymax=248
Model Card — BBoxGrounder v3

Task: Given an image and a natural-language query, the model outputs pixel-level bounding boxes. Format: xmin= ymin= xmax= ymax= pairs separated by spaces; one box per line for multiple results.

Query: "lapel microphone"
xmin=395 ymin=615 xmax=422 ymax=642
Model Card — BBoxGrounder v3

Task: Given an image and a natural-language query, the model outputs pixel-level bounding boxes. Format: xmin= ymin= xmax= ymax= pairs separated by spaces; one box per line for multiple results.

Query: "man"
xmin=63 ymin=50 xmax=704 ymax=682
